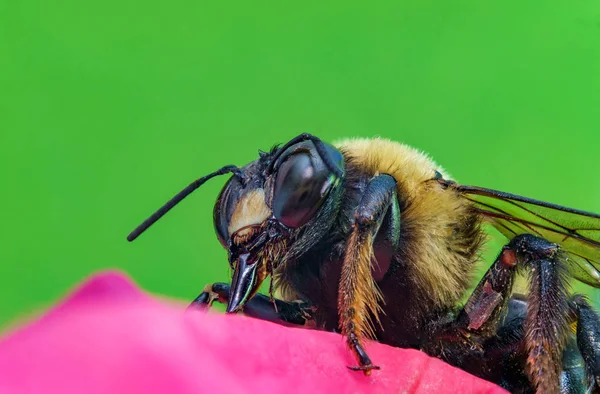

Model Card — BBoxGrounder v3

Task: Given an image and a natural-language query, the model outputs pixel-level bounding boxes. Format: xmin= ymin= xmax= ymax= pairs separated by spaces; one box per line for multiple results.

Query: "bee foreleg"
xmin=187 ymin=282 xmax=314 ymax=327
xmin=338 ymin=174 xmax=398 ymax=375
xmin=188 ymin=283 xmax=222 ymax=308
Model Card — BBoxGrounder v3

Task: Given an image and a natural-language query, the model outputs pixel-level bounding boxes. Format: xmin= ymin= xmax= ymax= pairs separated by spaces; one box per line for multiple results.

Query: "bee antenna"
xmin=268 ymin=133 xmax=343 ymax=177
xmin=127 ymin=164 xmax=243 ymax=242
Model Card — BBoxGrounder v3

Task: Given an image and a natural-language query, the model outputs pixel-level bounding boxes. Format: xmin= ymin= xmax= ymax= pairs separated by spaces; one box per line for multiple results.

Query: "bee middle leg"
xmin=338 ymin=174 xmax=399 ymax=375
xmin=480 ymin=296 xmax=591 ymax=394
xmin=188 ymin=283 xmax=314 ymax=327
xmin=446 ymin=234 xmax=571 ymax=393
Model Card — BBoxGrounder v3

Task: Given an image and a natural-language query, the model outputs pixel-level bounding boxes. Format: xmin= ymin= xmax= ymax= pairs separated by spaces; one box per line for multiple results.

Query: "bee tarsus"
xmin=189 ymin=282 xmax=315 ymax=327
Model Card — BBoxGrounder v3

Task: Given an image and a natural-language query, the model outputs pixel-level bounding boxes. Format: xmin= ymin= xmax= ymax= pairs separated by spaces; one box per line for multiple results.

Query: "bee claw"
xmin=347 ymin=364 xmax=381 ymax=375
xmin=186 ymin=287 xmax=220 ymax=312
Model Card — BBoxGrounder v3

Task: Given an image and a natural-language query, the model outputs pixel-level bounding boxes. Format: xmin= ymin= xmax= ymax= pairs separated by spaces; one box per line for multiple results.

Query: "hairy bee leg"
xmin=570 ymin=295 xmax=600 ymax=393
xmin=512 ymin=237 xmax=570 ymax=394
xmin=188 ymin=282 xmax=314 ymax=326
xmin=456 ymin=234 xmax=570 ymax=394
xmin=446 ymin=295 xmax=588 ymax=394
xmin=338 ymin=174 xmax=399 ymax=375
xmin=480 ymin=296 xmax=589 ymax=394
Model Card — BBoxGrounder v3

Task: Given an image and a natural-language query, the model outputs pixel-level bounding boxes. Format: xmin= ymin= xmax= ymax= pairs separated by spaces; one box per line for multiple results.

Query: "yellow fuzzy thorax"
xmin=333 ymin=137 xmax=452 ymax=185
xmin=334 ymin=137 xmax=484 ymax=308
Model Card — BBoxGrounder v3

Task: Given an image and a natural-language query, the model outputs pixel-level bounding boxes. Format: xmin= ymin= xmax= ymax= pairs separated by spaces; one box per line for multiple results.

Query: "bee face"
xmin=126 ymin=134 xmax=346 ymax=314
xmin=212 ymin=139 xmax=345 ymax=312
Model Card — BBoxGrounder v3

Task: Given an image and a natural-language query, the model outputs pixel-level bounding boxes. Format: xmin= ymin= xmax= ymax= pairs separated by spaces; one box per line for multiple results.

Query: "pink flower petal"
xmin=0 ymin=271 xmax=508 ymax=394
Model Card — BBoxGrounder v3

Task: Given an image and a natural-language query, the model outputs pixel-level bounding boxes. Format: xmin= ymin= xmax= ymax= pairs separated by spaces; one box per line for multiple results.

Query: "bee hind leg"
xmin=479 ymin=296 xmax=590 ymax=394
xmin=450 ymin=234 xmax=571 ymax=394
xmin=188 ymin=282 xmax=314 ymax=327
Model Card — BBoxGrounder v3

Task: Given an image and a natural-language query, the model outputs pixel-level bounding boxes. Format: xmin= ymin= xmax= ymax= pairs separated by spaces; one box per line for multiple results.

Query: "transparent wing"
xmin=452 ymin=184 xmax=600 ymax=288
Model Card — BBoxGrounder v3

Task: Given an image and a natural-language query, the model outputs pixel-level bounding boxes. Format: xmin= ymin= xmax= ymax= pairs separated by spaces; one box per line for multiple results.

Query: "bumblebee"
xmin=128 ymin=134 xmax=600 ymax=394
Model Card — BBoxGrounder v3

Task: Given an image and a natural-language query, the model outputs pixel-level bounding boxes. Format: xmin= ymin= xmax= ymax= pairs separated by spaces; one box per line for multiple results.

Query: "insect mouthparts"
xmin=231 ymin=226 xmax=258 ymax=246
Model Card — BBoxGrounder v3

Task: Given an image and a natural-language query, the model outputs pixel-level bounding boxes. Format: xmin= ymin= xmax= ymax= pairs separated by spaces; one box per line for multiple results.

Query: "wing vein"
xmin=450 ymin=182 xmax=600 ymax=288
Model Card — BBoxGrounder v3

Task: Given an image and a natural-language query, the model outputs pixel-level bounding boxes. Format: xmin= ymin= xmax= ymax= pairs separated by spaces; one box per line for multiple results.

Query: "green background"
xmin=1 ymin=1 xmax=599 ymax=328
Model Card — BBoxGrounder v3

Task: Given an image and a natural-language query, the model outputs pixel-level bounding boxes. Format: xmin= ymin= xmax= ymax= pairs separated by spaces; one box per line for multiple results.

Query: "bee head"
xmin=213 ymin=137 xmax=345 ymax=313
xmin=127 ymin=134 xmax=345 ymax=314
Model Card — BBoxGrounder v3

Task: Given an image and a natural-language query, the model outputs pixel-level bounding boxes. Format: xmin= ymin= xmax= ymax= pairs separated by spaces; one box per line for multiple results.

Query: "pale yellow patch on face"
xmin=228 ymin=188 xmax=271 ymax=236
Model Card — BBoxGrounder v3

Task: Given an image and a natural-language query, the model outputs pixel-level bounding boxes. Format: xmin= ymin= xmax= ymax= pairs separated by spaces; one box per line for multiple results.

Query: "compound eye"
xmin=213 ymin=176 xmax=242 ymax=247
xmin=272 ymin=152 xmax=334 ymax=228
